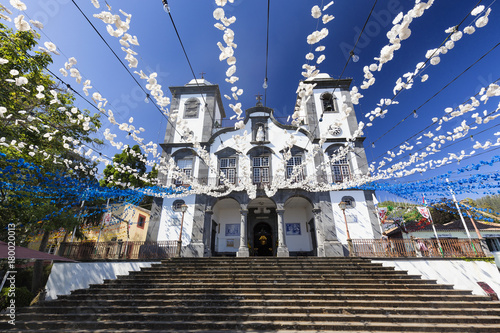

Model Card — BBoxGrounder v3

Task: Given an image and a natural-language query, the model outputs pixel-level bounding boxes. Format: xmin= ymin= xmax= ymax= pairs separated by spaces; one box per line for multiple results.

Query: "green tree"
xmin=0 ymin=22 xmax=102 ymax=292
xmin=100 ymin=145 xmax=157 ymax=209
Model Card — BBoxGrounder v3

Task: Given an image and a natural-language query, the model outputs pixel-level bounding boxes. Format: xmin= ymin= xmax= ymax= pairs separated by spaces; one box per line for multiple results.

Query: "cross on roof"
xmin=199 ymin=71 xmax=206 ymax=79
xmin=255 ymin=94 xmax=263 ymax=102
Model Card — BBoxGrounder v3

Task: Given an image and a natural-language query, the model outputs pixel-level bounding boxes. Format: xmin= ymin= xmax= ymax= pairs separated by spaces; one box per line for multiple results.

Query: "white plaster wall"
xmin=330 ymin=190 xmax=374 ymax=243
xmin=45 ymin=262 xmax=159 ymax=300
xmin=216 ymin=208 xmax=241 ymax=253
xmin=284 ymin=207 xmax=313 ymax=252
xmin=157 ymin=195 xmax=195 ymax=243
xmin=492 ymin=251 xmax=500 ymax=268
xmin=174 ymin=94 xmax=207 ymax=142
xmin=373 ymin=259 xmax=500 ymax=297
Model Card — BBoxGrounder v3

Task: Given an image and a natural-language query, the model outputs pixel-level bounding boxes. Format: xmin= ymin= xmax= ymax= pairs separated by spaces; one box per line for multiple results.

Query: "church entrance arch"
xmin=253 ymin=222 xmax=273 ymax=256
xmin=247 ymin=197 xmax=277 ymax=256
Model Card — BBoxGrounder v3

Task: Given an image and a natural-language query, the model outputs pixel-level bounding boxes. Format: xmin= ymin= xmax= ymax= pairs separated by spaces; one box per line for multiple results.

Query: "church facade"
xmin=146 ymin=75 xmax=381 ymax=257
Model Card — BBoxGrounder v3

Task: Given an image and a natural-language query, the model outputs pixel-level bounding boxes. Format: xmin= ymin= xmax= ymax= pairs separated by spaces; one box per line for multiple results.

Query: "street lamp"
xmin=339 ymin=201 xmax=354 ymax=256
xmin=176 ymin=204 xmax=188 ymax=257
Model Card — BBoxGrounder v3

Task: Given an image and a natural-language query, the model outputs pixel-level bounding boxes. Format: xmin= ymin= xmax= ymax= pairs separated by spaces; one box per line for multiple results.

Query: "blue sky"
xmin=7 ymin=0 xmax=500 ymax=202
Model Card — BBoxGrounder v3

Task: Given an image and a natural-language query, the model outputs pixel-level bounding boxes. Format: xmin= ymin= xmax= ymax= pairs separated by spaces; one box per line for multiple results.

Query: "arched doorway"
xmin=253 ymin=222 xmax=273 ymax=256
xmin=248 ymin=197 xmax=277 ymax=256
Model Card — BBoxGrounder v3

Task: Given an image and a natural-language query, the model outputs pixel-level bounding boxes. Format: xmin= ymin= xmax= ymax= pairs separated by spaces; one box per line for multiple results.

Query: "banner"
xmin=378 ymin=207 xmax=388 ymax=222
xmin=417 ymin=206 xmax=431 ymax=220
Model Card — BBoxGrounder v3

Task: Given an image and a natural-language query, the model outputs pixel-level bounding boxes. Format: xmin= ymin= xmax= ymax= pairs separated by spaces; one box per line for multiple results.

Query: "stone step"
xmin=57 ymin=292 xmax=488 ymax=302
xmin=98 ymin=281 xmax=444 ymax=289
xmin=19 ymin=304 xmax=500 ymax=316
xmin=105 ymin=277 xmax=437 ymax=285
xmin=120 ymin=271 xmax=421 ymax=278
xmin=79 ymin=286 xmax=461 ymax=295
xmin=9 ymin=318 xmax=500 ymax=332
xmin=13 ymin=312 xmax=500 ymax=324
xmin=139 ymin=264 xmax=395 ymax=274
xmin=34 ymin=298 xmax=500 ymax=310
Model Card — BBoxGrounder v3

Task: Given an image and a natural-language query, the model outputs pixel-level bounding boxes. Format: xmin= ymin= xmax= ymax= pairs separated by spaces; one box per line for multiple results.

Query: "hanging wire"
xmin=263 ymin=0 xmax=271 ymax=107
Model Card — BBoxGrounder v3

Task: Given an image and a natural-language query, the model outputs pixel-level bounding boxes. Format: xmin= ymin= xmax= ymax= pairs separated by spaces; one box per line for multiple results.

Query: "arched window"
xmin=320 ymin=92 xmax=338 ymax=113
xmin=184 ymin=98 xmax=200 ymax=118
xmin=216 ymin=147 xmax=238 ymax=185
xmin=284 ymin=146 xmax=305 ymax=183
xmin=326 ymin=145 xmax=351 ymax=183
xmin=248 ymin=147 xmax=273 ymax=185
xmin=341 ymin=196 xmax=355 ymax=209
xmin=172 ymin=200 xmax=186 ymax=212
xmin=171 ymin=149 xmax=195 ymax=186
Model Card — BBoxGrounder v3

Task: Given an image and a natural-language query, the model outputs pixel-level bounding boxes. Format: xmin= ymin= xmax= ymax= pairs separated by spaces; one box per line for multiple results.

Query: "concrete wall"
xmin=373 ymin=259 xmax=500 ymax=296
xmin=157 ymin=195 xmax=195 ymax=243
xmin=330 ymin=190 xmax=376 ymax=243
xmin=45 ymin=262 xmax=159 ymax=300
xmin=45 ymin=259 xmax=500 ymax=300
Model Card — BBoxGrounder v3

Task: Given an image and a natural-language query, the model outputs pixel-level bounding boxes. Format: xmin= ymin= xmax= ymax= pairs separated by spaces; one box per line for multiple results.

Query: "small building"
xmin=27 ymin=204 xmax=151 ymax=253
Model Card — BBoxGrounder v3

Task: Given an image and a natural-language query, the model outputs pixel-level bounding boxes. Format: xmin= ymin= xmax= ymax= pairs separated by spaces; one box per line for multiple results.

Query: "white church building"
xmin=146 ymin=75 xmax=381 ymax=257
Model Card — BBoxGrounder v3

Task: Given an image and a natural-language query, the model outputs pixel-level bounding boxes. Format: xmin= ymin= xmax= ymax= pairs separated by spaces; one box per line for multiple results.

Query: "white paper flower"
xmin=450 ymin=31 xmax=462 ymax=42
xmin=392 ymin=12 xmax=403 ymax=25
xmin=214 ymin=23 xmax=225 ymax=30
xmin=44 ymin=41 xmax=58 ymax=54
xmin=476 ymin=16 xmax=489 ymax=28
xmin=421 ymin=74 xmax=429 ymax=82
xmin=322 ymin=14 xmax=334 ymax=24
xmin=305 ymin=53 xmax=314 ymax=60
xmin=316 ymin=54 xmax=325 ymax=64
xmin=226 ymin=65 xmax=236 ymax=77
xmin=9 ymin=69 xmax=19 ymax=76
xmin=91 ymin=0 xmax=100 ymax=8
xmin=463 ymin=26 xmax=475 ymax=34
xmin=15 ymin=76 xmax=28 ymax=85
xmin=315 ymin=46 xmax=325 ymax=52
xmin=10 ymin=0 xmax=27 ymax=11
xmin=14 ymin=14 xmax=30 ymax=31
xmin=323 ymin=1 xmax=334 ymax=11
xmin=29 ymin=20 xmax=43 ymax=29
xmin=216 ymin=0 xmax=227 ymax=6
xmin=430 ymin=57 xmax=440 ymax=65
xmin=227 ymin=56 xmax=236 ymax=65
xmin=311 ymin=5 xmax=321 ymax=19
xmin=213 ymin=8 xmax=224 ymax=20
xmin=0 ymin=13 xmax=12 ymax=22
xmin=471 ymin=5 xmax=485 ymax=16
xmin=0 ymin=58 xmax=8 ymax=65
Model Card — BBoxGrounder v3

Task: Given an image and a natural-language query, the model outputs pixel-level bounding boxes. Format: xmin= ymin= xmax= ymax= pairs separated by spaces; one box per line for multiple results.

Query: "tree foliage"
xmin=0 ymin=22 xmax=102 ymax=242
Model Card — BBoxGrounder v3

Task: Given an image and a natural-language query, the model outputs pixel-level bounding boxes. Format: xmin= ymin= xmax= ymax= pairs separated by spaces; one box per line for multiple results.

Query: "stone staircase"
xmin=5 ymin=257 xmax=500 ymax=332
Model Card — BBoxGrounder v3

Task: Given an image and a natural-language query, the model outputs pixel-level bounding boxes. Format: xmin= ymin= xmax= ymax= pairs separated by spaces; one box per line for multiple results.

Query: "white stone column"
xmin=203 ymin=208 xmax=213 ymax=257
xmin=276 ymin=208 xmax=289 ymax=257
xmin=313 ymin=208 xmax=325 ymax=257
xmin=237 ymin=209 xmax=249 ymax=257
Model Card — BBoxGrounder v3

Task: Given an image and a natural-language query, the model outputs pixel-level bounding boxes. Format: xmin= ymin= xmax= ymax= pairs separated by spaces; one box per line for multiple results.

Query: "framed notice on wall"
xmin=286 ymin=223 xmax=301 ymax=235
xmin=225 ymin=224 xmax=240 ymax=236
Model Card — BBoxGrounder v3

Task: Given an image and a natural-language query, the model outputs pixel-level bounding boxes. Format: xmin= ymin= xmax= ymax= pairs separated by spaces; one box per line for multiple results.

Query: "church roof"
xmin=186 ymin=78 xmax=213 ymax=86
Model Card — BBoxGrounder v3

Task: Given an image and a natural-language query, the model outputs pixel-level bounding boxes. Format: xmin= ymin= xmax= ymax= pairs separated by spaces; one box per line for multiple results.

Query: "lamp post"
xmin=339 ymin=201 xmax=354 ymax=256
xmin=176 ymin=204 xmax=188 ymax=257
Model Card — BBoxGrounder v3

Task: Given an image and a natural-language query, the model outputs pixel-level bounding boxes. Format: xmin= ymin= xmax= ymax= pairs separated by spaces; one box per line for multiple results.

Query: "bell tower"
xmin=163 ymin=78 xmax=225 ymax=145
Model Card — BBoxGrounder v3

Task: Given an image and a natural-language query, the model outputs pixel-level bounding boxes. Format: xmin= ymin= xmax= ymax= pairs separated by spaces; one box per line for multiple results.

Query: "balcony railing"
xmin=58 ymin=241 xmax=178 ymax=261
xmin=351 ymin=238 xmax=486 ymax=258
